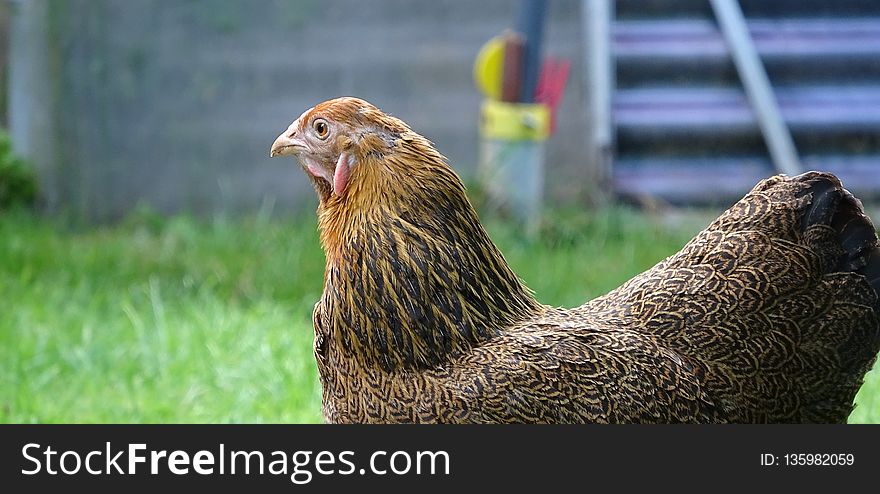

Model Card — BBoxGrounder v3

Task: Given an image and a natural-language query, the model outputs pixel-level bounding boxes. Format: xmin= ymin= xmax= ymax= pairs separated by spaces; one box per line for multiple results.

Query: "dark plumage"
xmin=270 ymin=97 xmax=880 ymax=423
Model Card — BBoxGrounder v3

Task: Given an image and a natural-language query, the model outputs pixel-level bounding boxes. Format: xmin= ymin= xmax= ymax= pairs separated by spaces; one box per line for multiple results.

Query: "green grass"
xmin=1 ymin=208 xmax=877 ymax=423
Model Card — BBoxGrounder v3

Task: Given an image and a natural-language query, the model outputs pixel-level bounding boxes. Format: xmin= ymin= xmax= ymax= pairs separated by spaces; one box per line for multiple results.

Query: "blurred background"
xmin=9 ymin=0 xmax=592 ymax=220
xmin=1 ymin=0 xmax=878 ymax=423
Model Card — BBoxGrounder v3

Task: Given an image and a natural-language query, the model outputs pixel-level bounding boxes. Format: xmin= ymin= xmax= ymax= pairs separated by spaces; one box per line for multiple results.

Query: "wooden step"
xmin=614 ymin=86 xmax=880 ymax=134
xmin=615 ymin=0 xmax=880 ymax=20
xmin=615 ymin=18 xmax=880 ymax=62
xmin=614 ymin=156 xmax=880 ymax=203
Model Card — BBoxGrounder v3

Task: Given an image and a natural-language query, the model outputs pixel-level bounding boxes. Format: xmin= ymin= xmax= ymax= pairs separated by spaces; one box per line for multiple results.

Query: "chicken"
xmin=269 ymin=97 xmax=880 ymax=423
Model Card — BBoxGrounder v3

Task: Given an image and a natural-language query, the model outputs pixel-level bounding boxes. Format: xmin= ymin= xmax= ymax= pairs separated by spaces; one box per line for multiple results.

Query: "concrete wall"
xmin=9 ymin=0 xmax=589 ymax=220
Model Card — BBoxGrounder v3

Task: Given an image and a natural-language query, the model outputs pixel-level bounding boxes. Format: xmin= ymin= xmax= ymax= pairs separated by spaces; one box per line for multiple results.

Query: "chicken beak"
xmin=270 ymin=129 xmax=301 ymax=158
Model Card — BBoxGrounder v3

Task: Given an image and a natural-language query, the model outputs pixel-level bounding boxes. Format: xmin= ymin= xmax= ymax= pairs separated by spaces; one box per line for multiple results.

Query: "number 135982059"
xmin=761 ymin=453 xmax=855 ymax=466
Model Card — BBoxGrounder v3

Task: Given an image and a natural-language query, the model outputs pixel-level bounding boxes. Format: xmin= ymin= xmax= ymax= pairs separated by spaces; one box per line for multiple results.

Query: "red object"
xmin=534 ymin=57 xmax=571 ymax=134
xmin=501 ymin=33 xmax=525 ymax=103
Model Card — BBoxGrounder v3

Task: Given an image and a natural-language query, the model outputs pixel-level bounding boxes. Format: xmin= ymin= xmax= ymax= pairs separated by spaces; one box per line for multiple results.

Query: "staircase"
xmin=610 ymin=0 xmax=880 ymax=203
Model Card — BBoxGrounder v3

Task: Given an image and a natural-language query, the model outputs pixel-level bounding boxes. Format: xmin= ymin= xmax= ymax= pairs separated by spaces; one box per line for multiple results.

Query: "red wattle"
xmin=334 ymin=153 xmax=351 ymax=196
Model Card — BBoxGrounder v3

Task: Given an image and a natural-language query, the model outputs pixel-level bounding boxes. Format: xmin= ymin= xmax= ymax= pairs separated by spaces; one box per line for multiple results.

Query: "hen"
xmin=270 ymin=97 xmax=880 ymax=423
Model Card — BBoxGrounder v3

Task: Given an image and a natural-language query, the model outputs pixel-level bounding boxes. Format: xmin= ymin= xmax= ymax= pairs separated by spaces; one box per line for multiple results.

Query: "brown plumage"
xmin=270 ymin=97 xmax=880 ymax=423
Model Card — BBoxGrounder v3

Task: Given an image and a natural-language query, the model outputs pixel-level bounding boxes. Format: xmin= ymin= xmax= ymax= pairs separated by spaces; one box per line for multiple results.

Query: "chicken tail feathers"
xmin=654 ymin=171 xmax=880 ymax=422
xmin=797 ymin=172 xmax=880 ymax=297
xmin=789 ymin=172 xmax=880 ymax=421
xmin=859 ymin=248 xmax=880 ymax=301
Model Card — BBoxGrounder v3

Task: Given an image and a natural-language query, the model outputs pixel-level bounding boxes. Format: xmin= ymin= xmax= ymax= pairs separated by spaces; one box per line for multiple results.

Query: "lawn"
xmin=1 ymin=207 xmax=877 ymax=423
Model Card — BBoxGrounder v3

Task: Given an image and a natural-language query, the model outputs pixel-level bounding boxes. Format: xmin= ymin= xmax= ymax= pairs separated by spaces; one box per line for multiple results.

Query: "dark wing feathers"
xmin=449 ymin=325 xmax=723 ymax=423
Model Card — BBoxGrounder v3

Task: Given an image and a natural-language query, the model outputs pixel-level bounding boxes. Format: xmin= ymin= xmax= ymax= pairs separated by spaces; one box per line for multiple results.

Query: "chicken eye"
xmin=313 ymin=119 xmax=329 ymax=139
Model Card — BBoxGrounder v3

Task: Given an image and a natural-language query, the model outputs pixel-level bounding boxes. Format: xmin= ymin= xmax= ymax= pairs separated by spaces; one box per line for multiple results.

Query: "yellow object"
xmin=473 ymin=35 xmax=506 ymax=100
xmin=480 ymin=100 xmax=550 ymax=142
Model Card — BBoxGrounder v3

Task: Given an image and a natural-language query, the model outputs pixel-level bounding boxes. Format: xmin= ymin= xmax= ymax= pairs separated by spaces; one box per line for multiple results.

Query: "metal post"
xmin=516 ymin=0 xmax=547 ymax=103
xmin=582 ymin=0 xmax=614 ymax=202
xmin=710 ymin=0 xmax=802 ymax=176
